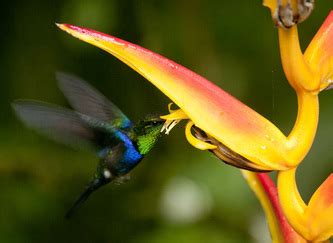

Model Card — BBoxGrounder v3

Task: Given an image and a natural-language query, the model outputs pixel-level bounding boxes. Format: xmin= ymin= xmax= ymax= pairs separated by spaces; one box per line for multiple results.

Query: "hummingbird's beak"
xmin=65 ymin=177 xmax=108 ymax=219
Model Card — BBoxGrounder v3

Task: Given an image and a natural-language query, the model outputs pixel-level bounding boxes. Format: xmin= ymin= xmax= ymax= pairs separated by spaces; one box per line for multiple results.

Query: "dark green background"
xmin=0 ymin=1 xmax=332 ymax=242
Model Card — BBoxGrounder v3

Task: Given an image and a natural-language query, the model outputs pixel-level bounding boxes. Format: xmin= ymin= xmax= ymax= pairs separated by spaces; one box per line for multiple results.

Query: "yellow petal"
xmin=185 ymin=121 xmax=217 ymax=150
xmin=160 ymin=109 xmax=188 ymax=120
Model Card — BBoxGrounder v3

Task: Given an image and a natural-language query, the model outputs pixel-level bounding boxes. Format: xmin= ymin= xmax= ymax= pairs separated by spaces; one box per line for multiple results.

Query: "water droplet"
xmin=265 ymin=134 xmax=274 ymax=142
xmin=169 ymin=63 xmax=180 ymax=70
xmin=261 ymin=145 xmax=267 ymax=150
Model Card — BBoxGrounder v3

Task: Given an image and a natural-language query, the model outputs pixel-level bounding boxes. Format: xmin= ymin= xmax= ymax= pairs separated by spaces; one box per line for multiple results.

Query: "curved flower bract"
xmin=278 ymin=11 xmax=333 ymax=94
xmin=57 ymin=23 xmax=293 ymax=171
xmin=305 ymin=11 xmax=333 ymax=91
xmin=278 ymin=170 xmax=333 ymax=241
xmin=307 ymin=174 xmax=333 ymax=241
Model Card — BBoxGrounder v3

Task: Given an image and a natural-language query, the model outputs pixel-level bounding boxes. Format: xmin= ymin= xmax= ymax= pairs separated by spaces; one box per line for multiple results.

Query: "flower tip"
xmin=55 ymin=23 xmax=66 ymax=30
xmin=56 ymin=23 xmax=77 ymax=34
xmin=56 ymin=23 xmax=78 ymax=36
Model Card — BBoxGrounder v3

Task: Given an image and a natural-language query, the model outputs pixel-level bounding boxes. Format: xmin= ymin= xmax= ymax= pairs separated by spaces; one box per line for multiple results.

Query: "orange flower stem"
xmin=278 ymin=168 xmax=308 ymax=239
xmin=286 ymin=91 xmax=319 ymax=166
xmin=278 ymin=26 xmax=320 ymax=166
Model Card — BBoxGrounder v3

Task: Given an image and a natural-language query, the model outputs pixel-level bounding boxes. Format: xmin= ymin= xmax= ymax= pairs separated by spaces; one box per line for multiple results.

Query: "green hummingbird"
xmin=12 ymin=72 xmax=164 ymax=218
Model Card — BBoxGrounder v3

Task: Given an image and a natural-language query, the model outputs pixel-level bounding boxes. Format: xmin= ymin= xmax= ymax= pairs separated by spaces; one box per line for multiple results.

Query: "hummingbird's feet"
xmin=113 ymin=174 xmax=131 ymax=185
xmin=273 ymin=0 xmax=314 ymax=28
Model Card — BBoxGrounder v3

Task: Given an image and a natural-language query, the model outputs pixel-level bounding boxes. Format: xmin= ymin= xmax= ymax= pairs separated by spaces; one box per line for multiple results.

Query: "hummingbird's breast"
xmin=114 ymin=130 xmax=143 ymax=174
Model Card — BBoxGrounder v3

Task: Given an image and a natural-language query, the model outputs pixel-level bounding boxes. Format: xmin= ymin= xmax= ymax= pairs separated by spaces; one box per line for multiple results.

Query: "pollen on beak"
xmin=160 ymin=103 xmax=188 ymax=135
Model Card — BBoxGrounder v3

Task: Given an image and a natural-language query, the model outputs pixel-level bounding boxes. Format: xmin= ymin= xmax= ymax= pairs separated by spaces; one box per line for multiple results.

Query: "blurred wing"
xmin=104 ymin=143 xmax=126 ymax=168
xmin=12 ymin=100 xmax=103 ymax=150
xmin=56 ymin=72 xmax=132 ymax=129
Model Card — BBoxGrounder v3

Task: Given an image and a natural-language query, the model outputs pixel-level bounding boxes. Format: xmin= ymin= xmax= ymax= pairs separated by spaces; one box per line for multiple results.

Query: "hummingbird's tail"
xmin=65 ymin=177 xmax=109 ymax=219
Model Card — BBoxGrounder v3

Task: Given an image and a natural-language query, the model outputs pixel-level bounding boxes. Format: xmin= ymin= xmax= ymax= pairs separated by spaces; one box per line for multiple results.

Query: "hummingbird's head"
xmin=134 ymin=115 xmax=164 ymax=155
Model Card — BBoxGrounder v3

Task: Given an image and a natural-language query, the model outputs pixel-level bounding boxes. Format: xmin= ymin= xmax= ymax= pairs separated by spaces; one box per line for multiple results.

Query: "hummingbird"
xmin=12 ymin=72 xmax=164 ymax=218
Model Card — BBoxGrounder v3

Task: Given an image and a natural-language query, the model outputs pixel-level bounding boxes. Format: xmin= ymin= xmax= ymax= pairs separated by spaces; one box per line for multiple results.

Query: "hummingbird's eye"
xmin=142 ymin=119 xmax=162 ymax=130
xmin=149 ymin=119 xmax=162 ymax=126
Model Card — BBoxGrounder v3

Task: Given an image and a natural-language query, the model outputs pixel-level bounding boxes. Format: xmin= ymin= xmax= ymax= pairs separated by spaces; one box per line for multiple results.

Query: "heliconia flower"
xmin=242 ymin=171 xmax=306 ymax=243
xmin=278 ymin=169 xmax=333 ymax=242
xmin=263 ymin=0 xmax=315 ymax=28
xmin=56 ymin=23 xmax=320 ymax=172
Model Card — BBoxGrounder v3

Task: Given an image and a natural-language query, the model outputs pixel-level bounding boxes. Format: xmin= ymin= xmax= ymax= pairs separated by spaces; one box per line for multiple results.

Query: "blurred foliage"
xmin=0 ymin=1 xmax=333 ymax=242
